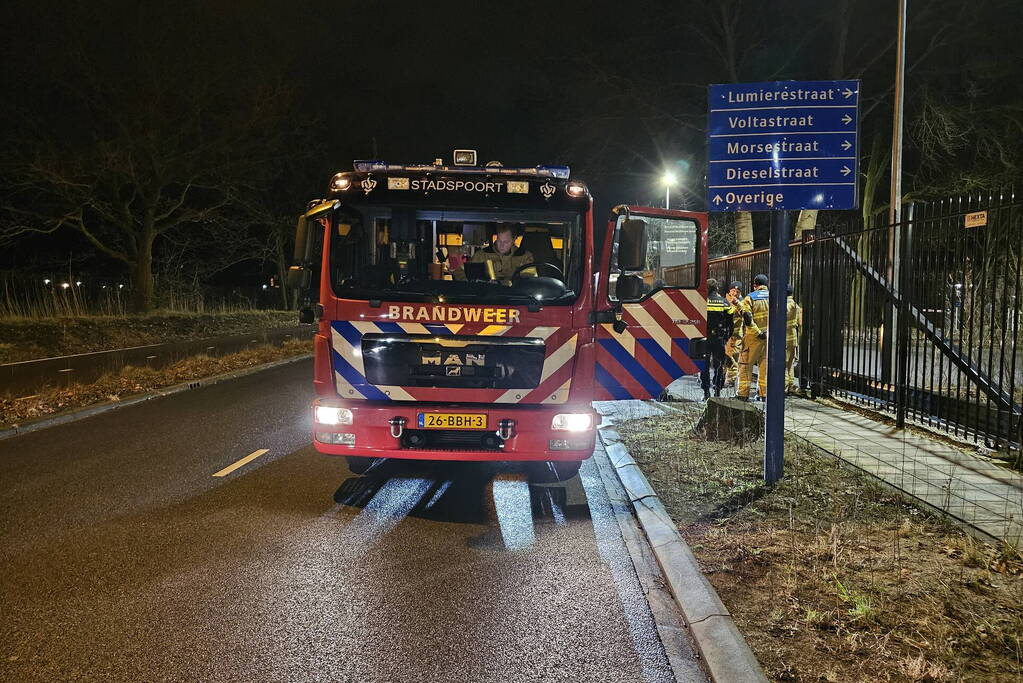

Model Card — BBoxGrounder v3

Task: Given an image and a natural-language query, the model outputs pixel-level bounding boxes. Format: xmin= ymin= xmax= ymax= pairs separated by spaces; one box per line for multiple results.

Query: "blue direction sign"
xmin=707 ymin=80 xmax=860 ymax=212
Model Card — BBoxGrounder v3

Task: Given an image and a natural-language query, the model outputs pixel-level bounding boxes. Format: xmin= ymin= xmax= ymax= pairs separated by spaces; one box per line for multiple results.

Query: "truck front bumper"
xmin=311 ymin=400 xmax=597 ymax=462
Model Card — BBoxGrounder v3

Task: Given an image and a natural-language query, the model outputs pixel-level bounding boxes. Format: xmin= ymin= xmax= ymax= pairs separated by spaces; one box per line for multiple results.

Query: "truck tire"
xmin=528 ymin=460 xmax=582 ymax=483
xmin=345 ymin=456 xmax=378 ymax=475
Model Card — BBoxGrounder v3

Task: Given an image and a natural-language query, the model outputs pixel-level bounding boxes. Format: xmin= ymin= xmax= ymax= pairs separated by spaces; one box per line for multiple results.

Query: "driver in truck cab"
xmin=454 ymin=223 xmax=534 ymax=284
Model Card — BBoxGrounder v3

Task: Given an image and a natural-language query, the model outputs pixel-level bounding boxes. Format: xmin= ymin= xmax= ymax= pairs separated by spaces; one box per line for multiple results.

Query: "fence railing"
xmin=709 ymin=188 xmax=1022 ymax=451
xmin=0 ymin=272 xmax=285 ymax=318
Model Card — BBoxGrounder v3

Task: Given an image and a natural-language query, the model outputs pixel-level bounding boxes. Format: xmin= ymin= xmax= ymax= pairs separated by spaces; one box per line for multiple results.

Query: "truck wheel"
xmin=345 ymin=456 xmax=378 ymax=475
xmin=528 ymin=460 xmax=582 ymax=483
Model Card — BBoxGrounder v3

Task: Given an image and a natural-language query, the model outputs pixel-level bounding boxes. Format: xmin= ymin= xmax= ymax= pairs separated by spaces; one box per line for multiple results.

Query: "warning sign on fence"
xmin=964 ymin=211 xmax=988 ymax=228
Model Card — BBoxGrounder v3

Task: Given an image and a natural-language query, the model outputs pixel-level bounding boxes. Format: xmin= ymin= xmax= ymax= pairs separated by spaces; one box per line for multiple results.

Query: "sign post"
xmin=707 ymin=79 xmax=860 ymax=484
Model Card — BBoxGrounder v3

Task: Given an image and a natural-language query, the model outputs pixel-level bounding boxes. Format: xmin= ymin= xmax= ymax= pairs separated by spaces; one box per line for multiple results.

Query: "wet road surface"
xmin=1 ymin=360 xmax=705 ymax=682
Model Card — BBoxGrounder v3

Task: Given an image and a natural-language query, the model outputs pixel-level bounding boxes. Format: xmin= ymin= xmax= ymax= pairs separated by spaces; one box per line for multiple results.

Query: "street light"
xmin=661 ymin=171 xmax=677 ymax=209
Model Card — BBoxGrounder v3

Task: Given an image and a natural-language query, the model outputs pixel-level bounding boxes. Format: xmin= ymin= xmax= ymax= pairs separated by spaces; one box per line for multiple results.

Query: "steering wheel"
xmin=510 ymin=262 xmax=565 ymax=281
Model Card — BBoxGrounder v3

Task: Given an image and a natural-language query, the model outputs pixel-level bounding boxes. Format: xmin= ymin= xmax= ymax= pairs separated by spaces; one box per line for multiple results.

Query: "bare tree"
xmin=1 ymin=72 xmax=294 ymax=311
xmin=0 ymin=4 xmax=299 ymax=312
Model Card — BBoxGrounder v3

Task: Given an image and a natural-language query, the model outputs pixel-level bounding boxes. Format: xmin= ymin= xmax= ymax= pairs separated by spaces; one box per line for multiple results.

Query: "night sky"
xmin=2 ymin=0 xmax=1021 ymax=279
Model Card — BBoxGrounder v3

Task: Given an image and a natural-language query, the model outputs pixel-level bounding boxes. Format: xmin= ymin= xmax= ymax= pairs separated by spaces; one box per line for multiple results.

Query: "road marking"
xmin=213 ymin=449 xmax=269 ymax=477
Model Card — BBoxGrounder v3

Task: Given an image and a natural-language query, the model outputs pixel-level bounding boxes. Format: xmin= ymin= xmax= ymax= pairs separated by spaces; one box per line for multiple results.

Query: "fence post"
xmin=895 ymin=203 xmax=915 ymax=428
xmin=807 ymin=230 xmax=823 ymax=397
xmin=797 ymin=231 xmax=812 ymax=393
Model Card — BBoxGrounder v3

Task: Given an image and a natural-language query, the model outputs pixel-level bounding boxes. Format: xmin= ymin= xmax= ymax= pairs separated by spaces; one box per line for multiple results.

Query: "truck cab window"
xmin=609 ymin=215 xmax=699 ymax=301
xmin=329 ymin=205 xmax=582 ymax=306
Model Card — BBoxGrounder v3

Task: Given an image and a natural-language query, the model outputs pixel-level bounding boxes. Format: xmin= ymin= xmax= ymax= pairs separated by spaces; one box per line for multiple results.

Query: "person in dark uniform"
xmin=700 ymin=278 xmax=733 ymax=399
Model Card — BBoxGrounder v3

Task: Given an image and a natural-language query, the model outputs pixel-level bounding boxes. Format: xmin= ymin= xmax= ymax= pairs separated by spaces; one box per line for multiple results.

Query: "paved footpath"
xmin=663 ymin=377 xmax=1023 ymax=545
xmin=783 ymin=398 xmax=1023 ymax=544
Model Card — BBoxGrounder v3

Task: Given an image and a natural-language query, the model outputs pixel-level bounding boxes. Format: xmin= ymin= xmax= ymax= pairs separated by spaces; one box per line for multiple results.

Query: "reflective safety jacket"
xmin=727 ymin=294 xmax=744 ymax=339
xmin=740 ymin=285 xmax=770 ymax=338
xmin=786 ymin=295 xmax=802 ymax=345
xmin=706 ymin=291 xmax=733 ymax=342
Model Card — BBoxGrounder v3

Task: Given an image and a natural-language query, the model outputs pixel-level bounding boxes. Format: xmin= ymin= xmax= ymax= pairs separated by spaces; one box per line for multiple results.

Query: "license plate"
xmin=417 ymin=413 xmax=487 ymax=430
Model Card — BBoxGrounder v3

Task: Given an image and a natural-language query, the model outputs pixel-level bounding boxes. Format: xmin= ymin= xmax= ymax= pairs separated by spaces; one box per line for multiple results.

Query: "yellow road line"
xmin=213 ymin=449 xmax=269 ymax=478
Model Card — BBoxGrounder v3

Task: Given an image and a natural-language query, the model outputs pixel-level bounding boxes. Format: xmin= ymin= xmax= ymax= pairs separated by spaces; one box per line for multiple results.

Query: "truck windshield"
xmin=329 ymin=204 xmax=584 ymax=305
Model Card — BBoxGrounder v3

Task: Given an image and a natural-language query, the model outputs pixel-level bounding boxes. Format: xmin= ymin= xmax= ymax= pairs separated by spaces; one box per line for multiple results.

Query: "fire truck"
xmin=289 ymin=150 xmax=707 ymax=480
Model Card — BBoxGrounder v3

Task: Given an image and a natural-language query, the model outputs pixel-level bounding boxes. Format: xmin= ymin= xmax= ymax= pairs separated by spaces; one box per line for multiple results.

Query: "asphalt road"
xmin=0 ymin=359 xmax=705 ymax=682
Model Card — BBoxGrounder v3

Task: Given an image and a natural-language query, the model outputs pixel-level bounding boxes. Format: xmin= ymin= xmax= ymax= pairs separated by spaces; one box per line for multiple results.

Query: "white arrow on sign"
xmin=840 ymin=166 xmax=852 ymax=176
xmin=842 ymin=114 xmax=853 ymax=125
xmin=841 ymin=140 xmax=853 ymax=151
xmin=843 ymin=87 xmax=854 ymax=98
xmin=713 ymin=195 xmax=723 ymax=205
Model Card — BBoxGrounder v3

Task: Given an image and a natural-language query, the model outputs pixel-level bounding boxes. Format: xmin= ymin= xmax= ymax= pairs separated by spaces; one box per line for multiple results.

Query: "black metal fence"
xmin=709 ymin=189 xmax=1022 ymax=451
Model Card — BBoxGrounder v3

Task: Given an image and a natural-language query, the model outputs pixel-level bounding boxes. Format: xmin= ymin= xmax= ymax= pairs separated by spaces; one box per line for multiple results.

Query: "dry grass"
xmin=617 ymin=410 xmax=1023 ymax=682
xmin=1 ymin=339 xmax=311 ymax=428
xmin=0 ymin=310 xmax=299 ymax=363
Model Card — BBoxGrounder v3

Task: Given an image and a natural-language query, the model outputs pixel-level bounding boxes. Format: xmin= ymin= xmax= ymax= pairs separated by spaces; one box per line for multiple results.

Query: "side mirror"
xmin=293 ymin=216 xmax=310 ymax=263
xmin=618 ymin=219 xmax=647 ymax=271
xmin=287 ymin=265 xmax=310 ymax=290
xmin=615 ymin=273 xmax=645 ymax=301
xmin=298 ymin=305 xmax=315 ymax=324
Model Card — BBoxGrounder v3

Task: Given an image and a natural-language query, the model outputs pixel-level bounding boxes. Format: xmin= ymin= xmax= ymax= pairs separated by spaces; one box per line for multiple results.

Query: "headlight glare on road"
xmin=551 ymin=413 xmax=592 ymax=432
xmin=314 ymin=405 xmax=353 ymax=425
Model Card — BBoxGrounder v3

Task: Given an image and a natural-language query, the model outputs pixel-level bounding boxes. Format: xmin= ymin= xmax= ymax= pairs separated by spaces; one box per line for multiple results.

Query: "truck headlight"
xmin=315 ymin=406 xmax=353 ymax=425
xmin=551 ymin=413 xmax=593 ymax=432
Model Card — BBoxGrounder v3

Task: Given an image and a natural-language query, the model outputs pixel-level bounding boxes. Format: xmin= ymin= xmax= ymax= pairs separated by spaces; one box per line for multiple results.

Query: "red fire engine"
xmin=289 ymin=150 xmax=707 ymax=480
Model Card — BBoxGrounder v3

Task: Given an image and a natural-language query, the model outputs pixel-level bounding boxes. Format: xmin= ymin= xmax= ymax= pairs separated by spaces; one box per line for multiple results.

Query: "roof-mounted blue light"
xmin=352 ymin=160 xmax=569 ymax=179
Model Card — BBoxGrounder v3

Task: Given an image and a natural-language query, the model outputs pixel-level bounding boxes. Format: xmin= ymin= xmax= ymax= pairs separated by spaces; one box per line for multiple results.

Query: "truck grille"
xmin=400 ymin=429 xmax=504 ymax=451
xmin=361 ymin=333 xmax=545 ymax=390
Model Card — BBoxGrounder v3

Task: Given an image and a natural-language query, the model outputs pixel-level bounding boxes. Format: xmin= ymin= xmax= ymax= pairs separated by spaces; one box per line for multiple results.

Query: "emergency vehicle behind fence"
xmin=288 ymin=149 xmax=708 ymax=480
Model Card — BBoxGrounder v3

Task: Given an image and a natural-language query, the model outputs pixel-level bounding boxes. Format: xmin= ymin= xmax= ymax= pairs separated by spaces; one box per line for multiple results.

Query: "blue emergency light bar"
xmin=352 ymin=160 xmax=570 ymax=179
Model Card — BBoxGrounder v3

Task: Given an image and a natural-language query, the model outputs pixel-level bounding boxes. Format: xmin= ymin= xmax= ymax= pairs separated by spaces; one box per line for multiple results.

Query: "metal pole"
xmin=765 ymin=210 xmax=791 ymax=485
xmin=889 ymin=0 xmax=907 ymax=232
xmin=665 ymin=185 xmax=670 ymax=210
xmin=884 ymin=0 xmax=908 ymax=387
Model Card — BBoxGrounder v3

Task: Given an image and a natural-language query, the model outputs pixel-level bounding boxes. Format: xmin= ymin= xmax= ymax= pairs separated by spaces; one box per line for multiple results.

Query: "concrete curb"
xmin=1 ymin=353 xmax=312 ymax=441
xmin=599 ymin=425 xmax=768 ymax=683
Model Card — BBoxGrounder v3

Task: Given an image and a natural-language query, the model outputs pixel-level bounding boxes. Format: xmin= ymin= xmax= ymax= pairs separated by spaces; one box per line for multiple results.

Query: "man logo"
xmin=446 ymin=366 xmax=461 ymax=377
xmin=421 ymin=353 xmax=485 ymax=366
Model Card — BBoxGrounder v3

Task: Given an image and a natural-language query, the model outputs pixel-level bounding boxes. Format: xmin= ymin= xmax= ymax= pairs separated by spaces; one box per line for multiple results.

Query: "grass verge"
xmin=617 ymin=406 xmax=1023 ymax=682
xmin=1 ymin=339 xmax=311 ymax=428
xmin=0 ymin=310 xmax=300 ymax=363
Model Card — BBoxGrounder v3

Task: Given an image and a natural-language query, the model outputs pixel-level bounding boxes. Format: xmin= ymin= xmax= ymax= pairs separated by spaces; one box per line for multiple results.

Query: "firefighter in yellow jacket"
xmin=723 ymin=281 xmax=744 ymax=387
xmin=737 ymin=274 xmax=770 ymax=401
xmin=785 ymin=285 xmax=803 ymax=392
